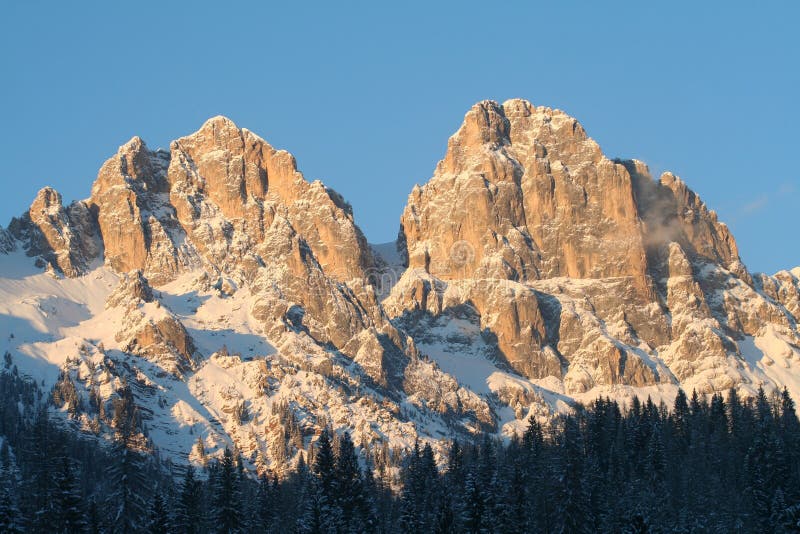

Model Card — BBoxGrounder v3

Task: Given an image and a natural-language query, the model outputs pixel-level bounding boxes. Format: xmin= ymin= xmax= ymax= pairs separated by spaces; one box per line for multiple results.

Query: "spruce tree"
xmin=106 ymin=384 xmax=150 ymax=534
xmin=462 ymin=470 xmax=483 ymax=534
xmin=147 ymin=491 xmax=170 ymax=534
xmin=557 ymin=415 xmax=593 ymax=534
xmin=175 ymin=465 xmax=203 ymax=534
xmin=214 ymin=447 xmax=242 ymax=534
xmin=779 ymin=387 xmax=800 ymax=501
xmin=54 ymin=456 xmax=86 ymax=533
xmin=443 ymin=440 xmax=465 ymax=526
xmin=87 ymin=498 xmax=102 ymax=534
xmin=255 ymin=473 xmax=273 ymax=532
xmin=334 ymin=431 xmax=364 ymax=531
xmin=507 ymin=465 xmax=528 ymax=533
xmin=310 ymin=429 xmax=338 ymax=530
xmin=433 ymin=493 xmax=456 ymax=534
xmin=312 ymin=430 xmax=336 ymax=499
xmin=0 ymin=470 xmax=22 ymax=534
xmin=25 ymin=407 xmax=57 ymax=532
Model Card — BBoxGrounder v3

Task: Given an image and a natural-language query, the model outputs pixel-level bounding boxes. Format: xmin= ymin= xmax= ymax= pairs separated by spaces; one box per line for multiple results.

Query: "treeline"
xmin=2 ymin=357 xmax=800 ymax=532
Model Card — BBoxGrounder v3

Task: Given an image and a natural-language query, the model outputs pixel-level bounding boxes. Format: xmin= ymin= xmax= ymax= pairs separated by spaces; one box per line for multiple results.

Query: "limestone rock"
xmin=90 ymin=137 xmax=192 ymax=284
xmin=166 ymin=116 xmax=374 ymax=281
xmin=400 ymin=99 xmax=650 ymax=290
xmin=106 ymin=270 xmax=155 ymax=309
xmin=389 ymin=99 xmax=800 ymax=399
xmin=108 ymin=273 xmax=196 ymax=377
xmin=8 ymin=187 xmax=101 ymax=276
xmin=756 ymin=270 xmax=800 ymax=323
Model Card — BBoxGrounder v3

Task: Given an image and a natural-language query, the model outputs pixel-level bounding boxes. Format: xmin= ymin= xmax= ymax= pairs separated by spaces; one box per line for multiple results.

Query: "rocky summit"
xmin=1 ymin=99 xmax=799 ymax=472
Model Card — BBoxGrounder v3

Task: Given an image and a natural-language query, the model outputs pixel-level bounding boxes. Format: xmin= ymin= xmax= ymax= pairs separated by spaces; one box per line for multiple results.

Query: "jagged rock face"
xmin=76 ymin=118 xmax=406 ymax=382
xmin=391 ymin=100 xmax=664 ymax=388
xmin=385 ymin=272 xmax=562 ymax=379
xmin=84 ymin=118 xmax=399 ymax=384
xmin=105 ymin=270 xmax=154 ymax=308
xmin=166 ymin=116 xmax=374 ymax=282
xmin=400 ymin=99 xmax=650 ymax=288
xmin=8 ymin=187 xmax=101 ymax=276
xmin=626 ymin=161 xmax=744 ymax=280
xmin=756 ymin=270 xmax=800 ymax=323
xmin=107 ymin=271 xmax=196 ymax=377
xmin=3 ymin=117 xmax=428 ymax=403
xmin=89 ymin=137 xmax=193 ymax=285
xmin=389 ymin=98 xmax=799 ymax=396
xmin=87 ymin=118 xmax=375 ymax=286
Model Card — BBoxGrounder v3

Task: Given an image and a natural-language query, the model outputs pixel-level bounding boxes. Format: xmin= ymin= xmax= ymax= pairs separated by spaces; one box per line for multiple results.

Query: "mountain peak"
xmin=187 ymin=115 xmax=241 ymax=139
xmin=201 ymin=114 xmax=238 ymax=130
xmin=119 ymin=135 xmax=146 ymax=154
xmin=30 ymin=186 xmax=63 ymax=213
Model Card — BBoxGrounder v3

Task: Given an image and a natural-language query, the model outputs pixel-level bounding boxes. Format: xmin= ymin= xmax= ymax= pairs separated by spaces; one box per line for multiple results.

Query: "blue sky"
xmin=1 ymin=2 xmax=797 ymax=273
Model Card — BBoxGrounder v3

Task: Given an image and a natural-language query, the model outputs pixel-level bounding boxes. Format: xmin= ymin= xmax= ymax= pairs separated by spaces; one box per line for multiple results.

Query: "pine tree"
xmin=293 ymin=462 xmax=318 ymax=534
xmin=779 ymin=388 xmax=800 ymax=501
xmin=334 ymin=431 xmax=364 ymax=531
xmin=175 ymin=465 xmax=203 ymax=534
xmin=87 ymin=498 xmax=102 ymax=534
xmin=147 ymin=491 xmax=170 ymax=534
xmin=359 ymin=461 xmax=379 ymax=532
xmin=643 ymin=425 xmax=668 ymax=528
xmin=672 ymin=389 xmax=690 ymax=455
xmin=400 ymin=441 xmax=426 ymax=531
xmin=446 ymin=440 xmax=464 ymax=482
xmin=54 ymin=456 xmax=86 ymax=533
xmin=312 ymin=430 xmax=336 ymax=499
xmin=523 ymin=415 xmax=544 ymax=458
xmin=214 ymin=448 xmax=242 ymax=534
xmin=779 ymin=388 xmax=800 ymax=436
xmin=255 ymin=473 xmax=273 ymax=532
xmin=417 ymin=442 xmax=440 ymax=530
xmin=310 ymin=429 xmax=339 ymax=531
xmin=557 ymin=415 xmax=593 ymax=534
xmin=0 ymin=467 xmax=22 ymax=534
xmin=25 ymin=407 xmax=58 ymax=532
xmin=462 ymin=470 xmax=483 ymax=534
xmin=507 ymin=465 xmax=528 ymax=533
xmin=434 ymin=493 xmax=456 ymax=534
xmin=689 ymin=389 xmax=704 ymax=417
xmin=442 ymin=440 xmax=465 ymax=526
xmin=106 ymin=384 xmax=150 ymax=534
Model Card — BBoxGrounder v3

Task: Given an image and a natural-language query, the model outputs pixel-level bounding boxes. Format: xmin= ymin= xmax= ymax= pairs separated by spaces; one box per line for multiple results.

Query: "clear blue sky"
xmin=1 ymin=2 xmax=797 ymax=274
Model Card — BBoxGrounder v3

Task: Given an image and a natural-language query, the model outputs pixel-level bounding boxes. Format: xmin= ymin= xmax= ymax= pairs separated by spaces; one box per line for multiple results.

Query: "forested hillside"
xmin=2 ymin=357 xmax=800 ymax=533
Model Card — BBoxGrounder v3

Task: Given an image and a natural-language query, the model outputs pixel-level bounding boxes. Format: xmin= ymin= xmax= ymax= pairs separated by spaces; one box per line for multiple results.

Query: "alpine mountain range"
xmin=1 ymin=98 xmax=799 ymax=475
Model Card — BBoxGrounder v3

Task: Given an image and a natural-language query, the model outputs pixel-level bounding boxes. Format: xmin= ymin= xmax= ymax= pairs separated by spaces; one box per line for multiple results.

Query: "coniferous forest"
xmin=2 ymin=363 xmax=800 ymax=533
